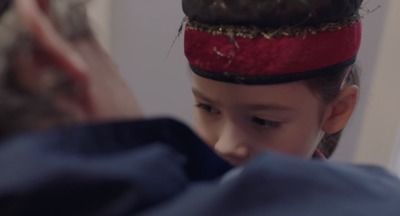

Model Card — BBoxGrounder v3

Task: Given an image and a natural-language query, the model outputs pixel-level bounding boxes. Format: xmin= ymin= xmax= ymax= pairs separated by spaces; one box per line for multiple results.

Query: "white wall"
xmin=393 ymin=128 xmax=400 ymax=174
xmin=110 ymin=0 xmax=193 ymax=123
xmin=353 ymin=0 xmax=400 ymax=169
xmin=331 ymin=0 xmax=388 ymax=162
xmin=107 ymin=0 xmax=400 ymax=168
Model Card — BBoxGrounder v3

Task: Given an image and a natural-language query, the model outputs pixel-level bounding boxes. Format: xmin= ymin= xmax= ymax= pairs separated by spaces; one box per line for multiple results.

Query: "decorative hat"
xmin=183 ymin=0 xmax=363 ymax=84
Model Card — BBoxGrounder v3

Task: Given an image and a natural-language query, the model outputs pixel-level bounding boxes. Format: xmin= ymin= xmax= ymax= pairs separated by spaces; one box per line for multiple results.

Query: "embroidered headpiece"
xmin=183 ymin=0 xmax=363 ymax=84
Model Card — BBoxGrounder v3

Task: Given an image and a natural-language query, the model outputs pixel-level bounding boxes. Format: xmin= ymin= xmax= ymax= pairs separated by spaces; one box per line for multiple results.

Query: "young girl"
xmin=183 ymin=0 xmax=363 ymax=165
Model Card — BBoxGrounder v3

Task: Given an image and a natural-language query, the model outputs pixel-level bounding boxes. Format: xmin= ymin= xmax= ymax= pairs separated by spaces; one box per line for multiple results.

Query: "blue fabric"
xmin=142 ymin=154 xmax=400 ymax=216
xmin=0 ymin=118 xmax=399 ymax=216
xmin=0 ymin=119 xmax=230 ymax=215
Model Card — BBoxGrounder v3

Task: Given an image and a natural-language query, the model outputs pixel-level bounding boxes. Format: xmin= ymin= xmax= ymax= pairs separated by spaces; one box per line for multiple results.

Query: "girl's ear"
xmin=322 ymin=85 xmax=359 ymax=134
xmin=15 ymin=0 xmax=88 ymax=87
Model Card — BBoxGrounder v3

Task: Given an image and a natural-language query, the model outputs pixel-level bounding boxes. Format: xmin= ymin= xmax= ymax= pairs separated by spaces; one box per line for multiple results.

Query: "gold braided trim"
xmin=186 ymin=14 xmax=360 ymax=39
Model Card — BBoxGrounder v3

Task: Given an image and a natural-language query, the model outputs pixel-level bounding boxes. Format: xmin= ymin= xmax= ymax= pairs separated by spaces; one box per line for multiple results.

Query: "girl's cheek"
xmin=194 ymin=120 xmax=216 ymax=147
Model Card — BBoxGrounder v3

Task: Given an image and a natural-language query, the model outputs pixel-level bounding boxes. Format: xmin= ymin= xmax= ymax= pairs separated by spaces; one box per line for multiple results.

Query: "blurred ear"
xmin=322 ymin=85 xmax=359 ymax=134
xmin=15 ymin=0 xmax=88 ymax=87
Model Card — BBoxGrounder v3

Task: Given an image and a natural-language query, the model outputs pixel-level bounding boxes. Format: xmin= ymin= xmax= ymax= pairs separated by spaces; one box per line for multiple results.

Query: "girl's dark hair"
xmin=304 ymin=65 xmax=359 ymax=158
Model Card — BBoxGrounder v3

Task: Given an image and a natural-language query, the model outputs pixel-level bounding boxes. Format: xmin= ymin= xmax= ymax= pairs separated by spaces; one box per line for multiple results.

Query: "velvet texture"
xmin=184 ymin=21 xmax=361 ymax=77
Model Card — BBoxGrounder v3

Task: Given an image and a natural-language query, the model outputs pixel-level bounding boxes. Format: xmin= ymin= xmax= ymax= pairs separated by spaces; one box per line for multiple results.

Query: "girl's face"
xmin=192 ymin=74 xmax=326 ymax=166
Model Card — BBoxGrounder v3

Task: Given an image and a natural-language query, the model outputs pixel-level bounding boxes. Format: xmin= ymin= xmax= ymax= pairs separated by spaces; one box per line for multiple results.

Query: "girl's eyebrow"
xmin=192 ymin=88 xmax=216 ymax=104
xmin=243 ymin=104 xmax=293 ymax=111
xmin=193 ymin=88 xmax=293 ymax=111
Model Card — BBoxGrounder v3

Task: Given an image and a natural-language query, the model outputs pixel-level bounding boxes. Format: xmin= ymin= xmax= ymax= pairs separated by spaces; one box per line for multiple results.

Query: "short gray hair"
xmin=0 ymin=0 xmax=93 ymax=140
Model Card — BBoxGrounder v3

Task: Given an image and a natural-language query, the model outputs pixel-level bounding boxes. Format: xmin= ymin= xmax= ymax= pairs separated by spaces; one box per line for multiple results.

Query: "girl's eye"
xmin=195 ymin=103 xmax=220 ymax=114
xmin=252 ymin=117 xmax=280 ymax=128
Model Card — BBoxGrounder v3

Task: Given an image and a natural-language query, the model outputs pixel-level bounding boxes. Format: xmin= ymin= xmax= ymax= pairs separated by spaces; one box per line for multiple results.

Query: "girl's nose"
xmin=214 ymin=124 xmax=251 ymax=165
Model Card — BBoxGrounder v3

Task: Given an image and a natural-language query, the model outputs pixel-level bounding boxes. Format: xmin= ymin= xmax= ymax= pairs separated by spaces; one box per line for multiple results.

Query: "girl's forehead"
xmin=192 ymin=74 xmax=317 ymax=108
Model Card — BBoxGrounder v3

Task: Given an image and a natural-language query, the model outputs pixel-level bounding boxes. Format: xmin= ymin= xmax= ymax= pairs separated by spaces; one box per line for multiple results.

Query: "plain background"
xmin=88 ymin=0 xmax=400 ymax=171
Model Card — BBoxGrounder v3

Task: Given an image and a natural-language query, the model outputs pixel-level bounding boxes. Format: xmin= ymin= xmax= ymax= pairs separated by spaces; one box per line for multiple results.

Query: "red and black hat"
xmin=183 ymin=0 xmax=363 ymax=84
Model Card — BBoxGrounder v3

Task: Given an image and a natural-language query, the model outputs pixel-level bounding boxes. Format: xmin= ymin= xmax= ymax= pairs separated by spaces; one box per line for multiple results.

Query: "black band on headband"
xmin=190 ymin=56 xmax=357 ymax=85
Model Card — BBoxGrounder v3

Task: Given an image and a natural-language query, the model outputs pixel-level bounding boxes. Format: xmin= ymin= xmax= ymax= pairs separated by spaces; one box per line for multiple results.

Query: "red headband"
xmin=185 ymin=20 xmax=362 ymax=84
